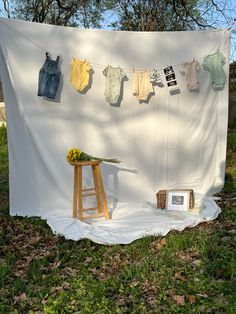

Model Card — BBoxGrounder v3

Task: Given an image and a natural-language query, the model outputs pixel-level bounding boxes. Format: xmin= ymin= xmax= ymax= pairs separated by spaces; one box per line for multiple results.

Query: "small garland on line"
xmin=66 ymin=148 xmax=121 ymax=164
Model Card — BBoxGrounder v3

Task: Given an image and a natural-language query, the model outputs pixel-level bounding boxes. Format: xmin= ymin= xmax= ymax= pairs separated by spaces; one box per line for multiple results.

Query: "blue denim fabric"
xmin=38 ymin=54 xmax=61 ymax=99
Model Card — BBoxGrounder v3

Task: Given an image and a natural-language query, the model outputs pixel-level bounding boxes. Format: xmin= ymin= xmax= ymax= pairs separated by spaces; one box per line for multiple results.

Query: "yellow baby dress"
xmin=70 ymin=58 xmax=91 ymax=92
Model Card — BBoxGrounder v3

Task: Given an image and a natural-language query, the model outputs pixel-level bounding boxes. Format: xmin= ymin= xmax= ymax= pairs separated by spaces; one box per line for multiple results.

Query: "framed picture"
xmin=167 ymin=190 xmax=190 ymax=211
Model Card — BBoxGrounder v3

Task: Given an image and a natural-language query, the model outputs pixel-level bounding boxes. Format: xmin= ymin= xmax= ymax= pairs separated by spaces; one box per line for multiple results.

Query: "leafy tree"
xmin=3 ymin=0 xmax=111 ymax=27
xmin=1 ymin=0 xmax=235 ymax=31
xmin=107 ymin=0 xmax=236 ymax=31
xmin=108 ymin=0 xmax=204 ymax=31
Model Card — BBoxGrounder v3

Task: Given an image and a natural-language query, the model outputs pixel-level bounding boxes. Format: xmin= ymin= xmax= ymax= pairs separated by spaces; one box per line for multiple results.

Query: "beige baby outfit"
xmin=132 ymin=70 xmax=154 ymax=101
xmin=181 ymin=59 xmax=201 ymax=91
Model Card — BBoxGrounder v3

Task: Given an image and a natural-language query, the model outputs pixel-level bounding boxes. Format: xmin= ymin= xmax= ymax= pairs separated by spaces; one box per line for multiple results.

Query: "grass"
xmin=0 ymin=123 xmax=236 ymax=313
xmin=224 ymin=121 xmax=236 ymax=193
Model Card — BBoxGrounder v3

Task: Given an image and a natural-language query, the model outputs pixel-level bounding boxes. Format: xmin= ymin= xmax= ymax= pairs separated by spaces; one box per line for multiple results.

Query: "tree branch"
xmin=2 ymin=0 xmax=11 ymax=18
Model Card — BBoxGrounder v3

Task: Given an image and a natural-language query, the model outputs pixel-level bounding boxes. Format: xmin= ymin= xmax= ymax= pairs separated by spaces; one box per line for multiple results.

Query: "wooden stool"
xmin=70 ymin=161 xmax=110 ymax=221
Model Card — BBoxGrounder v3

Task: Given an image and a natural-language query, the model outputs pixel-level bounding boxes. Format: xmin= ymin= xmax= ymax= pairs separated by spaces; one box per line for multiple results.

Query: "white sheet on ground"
xmin=43 ymin=193 xmax=221 ymax=244
xmin=0 ymin=18 xmax=229 ymax=244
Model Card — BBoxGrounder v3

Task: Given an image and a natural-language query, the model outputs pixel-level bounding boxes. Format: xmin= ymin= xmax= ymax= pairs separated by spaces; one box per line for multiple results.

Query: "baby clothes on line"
xmin=150 ymin=69 xmax=163 ymax=84
xmin=163 ymin=66 xmax=179 ymax=93
xmin=70 ymin=58 xmax=91 ymax=92
xmin=38 ymin=53 xmax=61 ymax=99
xmin=133 ymin=70 xmax=154 ymax=101
xmin=202 ymin=51 xmax=226 ymax=91
xmin=103 ymin=65 xmax=127 ymax=104
xmin=181 ymin=59 xmax=201 ymax=91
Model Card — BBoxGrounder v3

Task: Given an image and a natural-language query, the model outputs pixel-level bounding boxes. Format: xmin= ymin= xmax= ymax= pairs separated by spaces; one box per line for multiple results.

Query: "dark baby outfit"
xmin=38 ymin=53 xmax=61 ymax=99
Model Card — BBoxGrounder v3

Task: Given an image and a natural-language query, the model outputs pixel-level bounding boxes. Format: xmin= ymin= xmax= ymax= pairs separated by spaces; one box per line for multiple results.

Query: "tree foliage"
xmin=108 ymin=0 xmax=236 ymax=31
xmin=8 ymin=0 xmax=111 ymax=27
xmin=1 ymin=0 xmax=235 ymax=31
xmin=108 ymin=0 xmax=204 ymax=31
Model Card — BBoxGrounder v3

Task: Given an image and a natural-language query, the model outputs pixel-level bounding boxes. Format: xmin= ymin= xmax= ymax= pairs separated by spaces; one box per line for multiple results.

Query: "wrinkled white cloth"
xmin=0 ymin=18 xmax=229 ymax=244
xmin=43 ymin=193 xmax=221 ymax=244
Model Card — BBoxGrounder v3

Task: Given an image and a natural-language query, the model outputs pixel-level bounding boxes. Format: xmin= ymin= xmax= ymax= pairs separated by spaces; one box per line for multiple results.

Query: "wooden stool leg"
xmin=73 ymin=165 xmax=79 ymax=218
xmin=95 ymin=164 xmax=110 ymax=220
xmin=92 ymin=165 xmax=102 ymax=213
xmin=78 ymin=165 xmax=83 ymax=221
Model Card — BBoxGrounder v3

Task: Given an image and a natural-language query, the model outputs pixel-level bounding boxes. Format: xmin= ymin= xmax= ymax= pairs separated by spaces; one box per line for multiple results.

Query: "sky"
xmin=0 ymin=0 xmax=235 ymax=61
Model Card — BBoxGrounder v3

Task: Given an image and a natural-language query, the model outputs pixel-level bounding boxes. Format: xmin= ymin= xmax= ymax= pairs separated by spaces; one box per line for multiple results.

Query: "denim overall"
xmin=38 ymin=53 xmax=61 ymax=99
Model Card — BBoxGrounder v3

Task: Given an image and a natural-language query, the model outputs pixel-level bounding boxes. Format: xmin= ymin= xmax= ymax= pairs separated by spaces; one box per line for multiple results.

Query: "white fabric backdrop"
xmin=0 ymin=18 xmax=229 ymax=243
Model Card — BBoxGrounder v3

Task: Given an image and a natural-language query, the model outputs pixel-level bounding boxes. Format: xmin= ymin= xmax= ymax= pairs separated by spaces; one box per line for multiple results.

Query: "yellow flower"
xmin=66 ymin=147 xmax=121 ymax=164
xmin=66 ymin=148 xmax=82 ymax=163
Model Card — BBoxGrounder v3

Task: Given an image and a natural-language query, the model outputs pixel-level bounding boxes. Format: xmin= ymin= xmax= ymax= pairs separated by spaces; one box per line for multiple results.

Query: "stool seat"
xmin=70 ymin=160 xmax=100 ymax=166
xmin=70 ymin=160 xmax=110 ymax=221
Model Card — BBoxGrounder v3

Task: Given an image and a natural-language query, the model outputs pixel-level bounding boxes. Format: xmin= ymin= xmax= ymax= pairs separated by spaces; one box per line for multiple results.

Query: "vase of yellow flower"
xmin=67 ymin=148 xmax=121 ymax=164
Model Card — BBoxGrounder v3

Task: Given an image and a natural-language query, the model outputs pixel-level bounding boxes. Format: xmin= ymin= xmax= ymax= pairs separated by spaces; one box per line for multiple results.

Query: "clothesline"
xmin=61 ymin=48 xmax=229 ymax=74
xmin=0 ymin=19 xmax=229 ymax=73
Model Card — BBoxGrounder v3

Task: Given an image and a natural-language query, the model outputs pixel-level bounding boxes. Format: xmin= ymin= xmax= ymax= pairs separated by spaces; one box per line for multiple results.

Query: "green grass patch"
xmin=0 ymin=123 xmax=235 ymax=313
xmin=0 ymin=124 xmax=8 ymax=176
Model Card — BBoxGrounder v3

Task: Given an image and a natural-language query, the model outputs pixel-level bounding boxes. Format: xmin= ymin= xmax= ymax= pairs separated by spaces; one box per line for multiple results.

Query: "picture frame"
xmin=167 ymin=190 xmax=190 ymax=211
